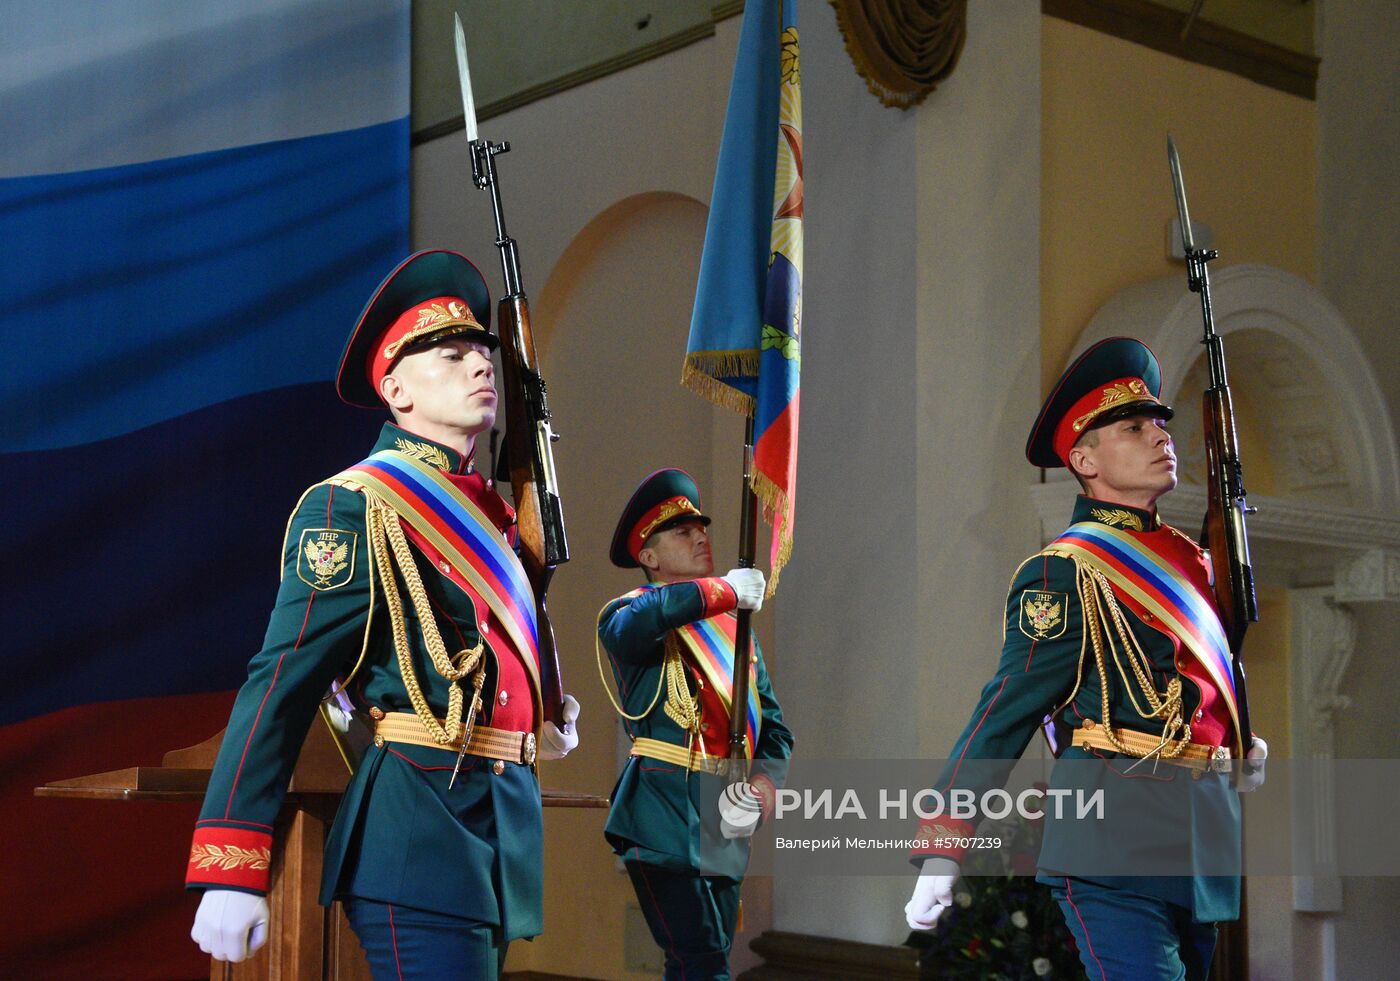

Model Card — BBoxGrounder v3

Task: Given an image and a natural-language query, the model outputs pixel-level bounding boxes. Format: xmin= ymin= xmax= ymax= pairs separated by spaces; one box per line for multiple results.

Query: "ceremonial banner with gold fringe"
xmin=684 ymin=0 xmax=802 ymax=593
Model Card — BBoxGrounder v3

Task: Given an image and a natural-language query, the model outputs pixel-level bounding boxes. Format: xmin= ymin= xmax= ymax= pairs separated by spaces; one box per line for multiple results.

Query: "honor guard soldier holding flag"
xmin=598 ymin=469 xmax=794 ymax=981
xmin=186 ymin=250 xmax=580 ymax=978
xmin=904 ymin=338 xmax=1267 ymax=980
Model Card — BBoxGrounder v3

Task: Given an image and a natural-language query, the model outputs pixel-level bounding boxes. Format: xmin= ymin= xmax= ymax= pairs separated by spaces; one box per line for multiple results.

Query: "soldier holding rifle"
xmin=905 ymin=142 xmax=1271 ymax=980
xmin=904 ymin=335 xmax=1268 ymax=979
xmin=187 ymin=249 xmax=580 ymax=978
xmin=187 ymin=15 xmax=600 ymax=972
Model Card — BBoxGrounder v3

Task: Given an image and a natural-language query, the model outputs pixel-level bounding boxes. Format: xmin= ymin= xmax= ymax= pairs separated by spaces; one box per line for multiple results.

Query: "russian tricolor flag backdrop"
xmin=0 ymin=2 xmax=408 ymax=975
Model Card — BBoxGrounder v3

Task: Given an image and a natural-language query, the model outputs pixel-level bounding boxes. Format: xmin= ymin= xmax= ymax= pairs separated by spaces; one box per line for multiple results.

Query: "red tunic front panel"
xmin=1109 ymin=525 xmax=1232 ymax=749
xmin=397 ymin=469 xmax=536 ymax=734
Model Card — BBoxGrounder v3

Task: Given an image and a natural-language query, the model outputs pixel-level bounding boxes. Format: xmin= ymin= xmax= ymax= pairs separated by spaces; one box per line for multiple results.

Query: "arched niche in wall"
xmin=527 ymin=189 xmax=725 ymax=655
xmin=526 ymin=188 xmax=744 ymax=738
xmin=531 ymin=190 xmax=732 ymax=477
xmin=520 ymin=190 xmax=769 ymax=977
xmin=1077 ymin=263 xmax=1398 ymax=513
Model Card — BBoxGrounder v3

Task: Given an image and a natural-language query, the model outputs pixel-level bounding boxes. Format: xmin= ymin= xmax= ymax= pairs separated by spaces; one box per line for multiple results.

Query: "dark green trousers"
xmin=626 ymin=860 xmax=741 ymax=981
xmin=1052 ymin=877 xmax=1218 ymax=981
xmin=345 ymin=897 xmax=506 ymax=980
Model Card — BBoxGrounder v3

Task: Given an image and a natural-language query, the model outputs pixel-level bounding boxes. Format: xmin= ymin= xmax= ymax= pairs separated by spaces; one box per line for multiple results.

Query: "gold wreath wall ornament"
xmin=830 ymin=0 xmax=968 ymax=109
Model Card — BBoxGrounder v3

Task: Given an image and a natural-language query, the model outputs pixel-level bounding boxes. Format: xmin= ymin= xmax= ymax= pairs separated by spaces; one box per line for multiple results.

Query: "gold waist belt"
xmin=630 ymin=736 xmax=733 ymax=776
xmin=375 ymin=711 xmax=536 ymax=765
xmin=1072 ymin=720 xmax=1231 ymax=772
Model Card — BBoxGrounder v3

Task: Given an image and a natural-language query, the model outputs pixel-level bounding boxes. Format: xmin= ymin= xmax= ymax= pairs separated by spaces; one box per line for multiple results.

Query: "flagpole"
xmin=729 ymin=415 xmax=758 ymax=776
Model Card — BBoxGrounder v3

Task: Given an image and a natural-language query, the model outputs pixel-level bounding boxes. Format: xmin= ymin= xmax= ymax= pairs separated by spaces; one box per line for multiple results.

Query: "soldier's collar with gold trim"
xmin=373 ymin=422 xmax=474 ymax=475
xmin=1073 ymin=495 xmax=1159 ymax=533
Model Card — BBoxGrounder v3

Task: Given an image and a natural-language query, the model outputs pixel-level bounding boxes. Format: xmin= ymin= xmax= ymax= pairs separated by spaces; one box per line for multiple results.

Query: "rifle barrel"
xmin=1168 ymin=136 xmax=1257 ymax=754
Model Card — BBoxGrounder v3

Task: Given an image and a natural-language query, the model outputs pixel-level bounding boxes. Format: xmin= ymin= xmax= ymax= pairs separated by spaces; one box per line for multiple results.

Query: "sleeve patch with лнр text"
xmin=1019 ymin=590 xmax=1067 ymax=640
xmin=297 ymin=528 xmax=357 ymax=590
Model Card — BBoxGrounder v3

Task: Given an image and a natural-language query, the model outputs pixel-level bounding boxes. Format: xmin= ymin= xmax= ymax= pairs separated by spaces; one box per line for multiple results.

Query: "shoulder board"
xmin=279 ymin=479 xmax=366 ymax=582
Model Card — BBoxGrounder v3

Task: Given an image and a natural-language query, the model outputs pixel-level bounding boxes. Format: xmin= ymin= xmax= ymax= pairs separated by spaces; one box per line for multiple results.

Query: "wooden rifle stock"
xmin=1202 ymin=385 xmax=1256 ymax=651
xmin=496 ymin=294 xmax=567 ymax=728
xmin=1202 ymin=382 xmax=1257 ymax=749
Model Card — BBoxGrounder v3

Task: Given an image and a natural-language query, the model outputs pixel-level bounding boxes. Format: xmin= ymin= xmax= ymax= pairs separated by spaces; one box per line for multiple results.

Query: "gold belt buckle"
xmin=1209 ymin=746 xmax=1230 ymax=773
xmin=522 ymin=732 xmax=537 ymax=766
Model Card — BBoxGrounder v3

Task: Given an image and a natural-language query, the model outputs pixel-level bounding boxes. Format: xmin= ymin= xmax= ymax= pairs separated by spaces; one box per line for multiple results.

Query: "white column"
xmin=1287 ymin=550 xmax=1398 ymax=980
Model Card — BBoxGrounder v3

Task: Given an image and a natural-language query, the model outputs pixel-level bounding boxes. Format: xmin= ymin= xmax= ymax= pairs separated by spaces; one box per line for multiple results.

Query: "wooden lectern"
xmin=36 ymin=722 xmax=606 ymax=979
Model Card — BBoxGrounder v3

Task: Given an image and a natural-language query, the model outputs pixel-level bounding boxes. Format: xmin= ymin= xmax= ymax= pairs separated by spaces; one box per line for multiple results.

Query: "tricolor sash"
xmin=1045 ymin=522 xmax=1243 ymax=752
xmin=675 ymin=611 xmax=762 ymax=759
xmin=625 ymin=586 xmax=763 ymax=758
xmin=333 ymin=450 xmax=540 ymax=703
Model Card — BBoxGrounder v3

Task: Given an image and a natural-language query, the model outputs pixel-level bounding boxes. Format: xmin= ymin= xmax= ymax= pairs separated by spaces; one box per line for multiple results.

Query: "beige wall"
xmin=1040 ymin=16 xmax=1316 ymax=394
xmin=1316 ymin=6 xmax=1400 ymax=976
xmin=1318 ymin=0 xmax=1400 ymax=426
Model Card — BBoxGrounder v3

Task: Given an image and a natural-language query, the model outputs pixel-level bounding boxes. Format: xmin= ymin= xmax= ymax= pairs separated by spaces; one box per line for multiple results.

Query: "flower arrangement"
xmin=909 ymin=788 xmax=1085 ymax=980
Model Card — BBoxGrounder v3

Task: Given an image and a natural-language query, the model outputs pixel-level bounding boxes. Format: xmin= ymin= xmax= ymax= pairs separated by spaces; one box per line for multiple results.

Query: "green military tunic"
xmin=599 ymin=577 xmax=794 ymax=874
xmin=915 ymin=496 xmax=1241 ymax=922
xmin=187 ymin=423 xmax=543 ymax=939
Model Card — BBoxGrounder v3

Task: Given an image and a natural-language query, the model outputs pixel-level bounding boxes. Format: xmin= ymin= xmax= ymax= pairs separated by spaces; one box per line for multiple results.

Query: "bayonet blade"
xmin=454 ymin=12 xmax=479 ymax=143
xmin=1167 ymin=134 xmax=1196 ymax=253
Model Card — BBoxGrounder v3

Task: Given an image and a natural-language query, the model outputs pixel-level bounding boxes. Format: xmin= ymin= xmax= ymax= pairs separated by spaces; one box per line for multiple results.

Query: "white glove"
xmin=718 ymin=781 xmax=765 ymax=838
xmin=191 ymin=889 xmax=270 ymax=962
xmin=722 ymin=567 xmax=766 ymax=611
xmin=1237 ymin=735 xmax=1268 ymax=793
xmin=538 ymin=694 xmax=580 ymax=761
xmin=905 ymin=858 xmax=959 ymax=931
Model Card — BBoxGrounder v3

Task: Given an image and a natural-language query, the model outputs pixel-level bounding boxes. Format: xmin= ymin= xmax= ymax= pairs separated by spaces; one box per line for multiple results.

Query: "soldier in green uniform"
xmin=598 ymin=469 xmax=794 ymax=981
xmin=904 ymin=337 xmax=1267 ymax=981
xmin=187 ymin=249 xmax=579 ymax=979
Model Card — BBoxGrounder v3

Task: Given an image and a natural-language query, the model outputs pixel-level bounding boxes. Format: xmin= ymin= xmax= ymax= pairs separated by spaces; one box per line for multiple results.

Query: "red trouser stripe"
xmin=634 ymin=849 xmax=686 ymax=980
xmin=388 ymin=903 xmax=405 ymax=981
xmin=1064 ymin=878 xmax=1108 ymax=981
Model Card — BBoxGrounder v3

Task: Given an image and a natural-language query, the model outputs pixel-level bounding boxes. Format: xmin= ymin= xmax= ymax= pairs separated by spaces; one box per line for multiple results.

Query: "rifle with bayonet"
xmin=1167 ymin=135 xmax=1257 ymax=751
xmin=454 ymin=14 xmax=569 ymax=730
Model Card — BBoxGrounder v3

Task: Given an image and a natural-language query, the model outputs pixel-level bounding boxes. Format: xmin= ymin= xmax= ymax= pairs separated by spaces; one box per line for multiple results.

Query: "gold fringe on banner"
xmin=681 ymin=351 xmax=760 ymax=416
xmin=683 ymin=349 xmax=795 ymax=596
xmin=751 ymin=469 xmax=794 ymax=597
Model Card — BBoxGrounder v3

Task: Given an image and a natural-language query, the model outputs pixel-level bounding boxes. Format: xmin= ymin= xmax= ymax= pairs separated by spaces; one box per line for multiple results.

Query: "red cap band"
xmin=1052 ymin=376 xmax=1161 ymax=464
xmin=629 ymin=496 xmax=704 ymax=560
xmin=365 ymin=295 xmax=485 ymax=401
